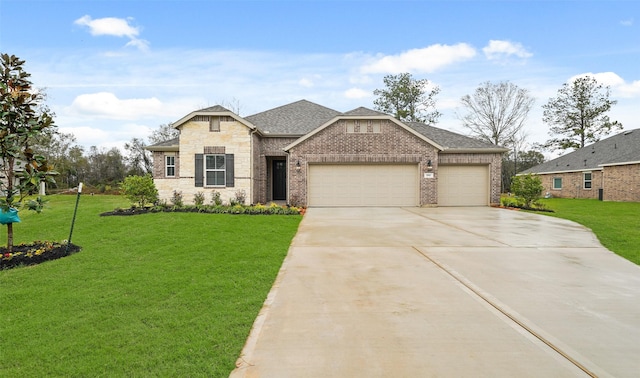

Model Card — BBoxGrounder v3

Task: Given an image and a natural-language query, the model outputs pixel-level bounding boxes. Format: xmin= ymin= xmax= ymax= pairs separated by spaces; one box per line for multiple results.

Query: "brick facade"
xmin=538 ymin=170 xmax=602 ymax=199
xmin=288 ymin=119 xmax=435 ymax=207
xmin=602 ymin=164 xmax=640 ymax=202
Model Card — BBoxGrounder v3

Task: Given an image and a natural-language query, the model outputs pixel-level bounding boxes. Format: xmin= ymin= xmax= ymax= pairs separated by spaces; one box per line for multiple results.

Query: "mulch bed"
xmin=1 ymin=241 xmax=81 ymax=270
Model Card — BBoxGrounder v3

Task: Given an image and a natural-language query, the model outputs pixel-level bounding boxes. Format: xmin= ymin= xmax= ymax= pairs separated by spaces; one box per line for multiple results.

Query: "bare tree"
xmin=459 ymin=81 xmax=534 ymax=147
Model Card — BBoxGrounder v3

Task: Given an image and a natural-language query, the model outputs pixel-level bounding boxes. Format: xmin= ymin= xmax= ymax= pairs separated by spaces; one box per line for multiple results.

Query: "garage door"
xmin=438 ymin=165 xmax=489 ymax=206
xmin=308 ymin=164 xmax=419 ymax=207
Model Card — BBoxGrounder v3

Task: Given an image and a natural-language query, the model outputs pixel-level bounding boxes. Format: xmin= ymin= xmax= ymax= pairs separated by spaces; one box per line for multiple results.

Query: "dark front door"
xmin=272 ymin=160 xmax=287 ymax=200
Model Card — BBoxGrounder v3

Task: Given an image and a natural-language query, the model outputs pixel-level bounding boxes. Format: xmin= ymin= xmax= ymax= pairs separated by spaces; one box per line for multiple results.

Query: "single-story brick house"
xmin=146 ymin=100 xmax=507 ymax=207
xmin=520 ymin=128 xmax=640 ymax=202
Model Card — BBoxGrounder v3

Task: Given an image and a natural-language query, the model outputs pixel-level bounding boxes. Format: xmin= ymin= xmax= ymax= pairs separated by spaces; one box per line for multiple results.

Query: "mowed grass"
xmin=538 ymin=198 xmax=640 ymax=265
xmin=0 ymin=195 xmax=301 ymax=377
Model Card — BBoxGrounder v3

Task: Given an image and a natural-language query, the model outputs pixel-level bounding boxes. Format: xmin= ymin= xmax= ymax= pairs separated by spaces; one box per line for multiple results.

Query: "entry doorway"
xmin=272 ymin=160 xmax=287 ymax=201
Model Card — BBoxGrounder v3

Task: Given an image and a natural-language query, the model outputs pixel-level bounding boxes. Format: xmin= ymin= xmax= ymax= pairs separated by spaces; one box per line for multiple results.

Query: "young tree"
xmin=0 ymin=54 xmax=57 ymax=251
xmin=542 ymin=76 xmax=623 ymax=151
xmin=459 ymin=81 xmax=534 ymax=147
xmin=510 ymin=173 xmax=544 ymax=208
xmin=373 ymin=73 xmax=441 ymax=124
xmin=121 ymin=175 xmax=158 ymax=208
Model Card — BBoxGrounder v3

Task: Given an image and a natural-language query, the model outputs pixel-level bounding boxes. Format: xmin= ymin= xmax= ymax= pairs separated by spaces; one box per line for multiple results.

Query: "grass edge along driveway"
xmin=0 ymin=195 xmax=301 ymax=377
xmin=537 ymin=198 xmax=640 ymax=265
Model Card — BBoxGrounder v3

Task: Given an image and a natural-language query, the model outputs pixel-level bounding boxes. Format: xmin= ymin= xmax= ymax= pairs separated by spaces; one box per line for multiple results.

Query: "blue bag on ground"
xmin=0 ymin=208 xmax=21 ymax=225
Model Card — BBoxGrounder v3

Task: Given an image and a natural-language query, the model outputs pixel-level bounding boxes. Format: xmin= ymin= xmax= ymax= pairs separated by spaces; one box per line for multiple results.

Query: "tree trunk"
xmin=7 ymin=222 xmax=13 ymax=253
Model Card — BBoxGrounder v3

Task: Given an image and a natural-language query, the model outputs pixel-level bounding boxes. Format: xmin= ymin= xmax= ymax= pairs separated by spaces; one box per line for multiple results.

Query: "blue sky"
xmin=1 ymin=0 xmax=638 ymax=155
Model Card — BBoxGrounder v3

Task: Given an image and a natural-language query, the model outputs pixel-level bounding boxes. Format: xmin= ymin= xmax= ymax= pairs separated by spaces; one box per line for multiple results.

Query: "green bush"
xmin=171 ymin=190 xmax=184 ymax=207
xmin=120 ymin=175 xmax=159 ymax=208
xmin=193 ymin=192 xmax=205 ymax=206
xmin=510 ymin=174 xmax=544 ymax=208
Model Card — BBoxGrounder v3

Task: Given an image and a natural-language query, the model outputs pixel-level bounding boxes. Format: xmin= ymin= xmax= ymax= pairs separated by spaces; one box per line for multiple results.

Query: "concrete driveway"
xmin=230 ymin=207 xmax=640 ymax=377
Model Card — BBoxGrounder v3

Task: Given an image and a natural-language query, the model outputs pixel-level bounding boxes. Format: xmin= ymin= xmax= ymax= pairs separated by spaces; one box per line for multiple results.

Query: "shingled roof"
xmin=245 ymin=99 xmax=341 ymax=135
xmin=521 ymin=129 xmax=640 ymax=174
xmin=146 ymin=137 xmax=179 ymax=151
xmin=405 ymin=122 xmax=507 ymax=151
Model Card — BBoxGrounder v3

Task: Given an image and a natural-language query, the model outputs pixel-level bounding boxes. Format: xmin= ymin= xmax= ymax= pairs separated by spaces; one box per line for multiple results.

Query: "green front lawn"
xmin=0 ymin=195 xmax=301 ymax=377
xmin=537 ymin=198 xmax=640 ymax=265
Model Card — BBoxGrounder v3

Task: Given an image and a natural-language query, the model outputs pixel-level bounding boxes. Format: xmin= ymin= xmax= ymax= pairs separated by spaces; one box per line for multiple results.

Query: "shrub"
xmin=510 ymin=174 xmax=543 ymax=208
xmin=171 ymin=190 xmax=184 ymax=207
xmin=210 ymin=191 xmax=222 ymax=206
xmin=193 ymin=192 xmax=205 ymax=206
xmin=120 ymin=175 xmax=159 ymax=208
xmin=234 ymin=190 xmax=247 ymax=206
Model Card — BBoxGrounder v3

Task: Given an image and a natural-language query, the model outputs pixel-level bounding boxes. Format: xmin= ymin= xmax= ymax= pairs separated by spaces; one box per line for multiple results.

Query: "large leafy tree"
xmin=373 ymin=73 xmax=441 ymax=124
xmin=0 ymin=54 xmax=57 ymax=251
xmin=542 ymin=76 xmax=622 ymax=151
xmin=459 ymin=81 xmax=534 ymax=147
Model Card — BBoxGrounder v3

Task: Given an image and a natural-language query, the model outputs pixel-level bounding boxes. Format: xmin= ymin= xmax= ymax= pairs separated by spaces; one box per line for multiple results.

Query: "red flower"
xmin=3 ymin=253 xmax=11 ymax=258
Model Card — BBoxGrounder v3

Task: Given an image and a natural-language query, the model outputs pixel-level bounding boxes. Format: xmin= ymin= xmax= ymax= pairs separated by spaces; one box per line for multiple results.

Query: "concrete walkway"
xmin=230 ymin=207 xmax=640 ymax=377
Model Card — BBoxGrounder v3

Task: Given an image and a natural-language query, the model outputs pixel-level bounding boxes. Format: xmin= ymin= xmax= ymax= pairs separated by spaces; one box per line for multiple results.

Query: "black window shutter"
xmin=225 ymin=154 xmax=234 ymax=187
xmin=195 ymin=154 xmax=204 ymax=187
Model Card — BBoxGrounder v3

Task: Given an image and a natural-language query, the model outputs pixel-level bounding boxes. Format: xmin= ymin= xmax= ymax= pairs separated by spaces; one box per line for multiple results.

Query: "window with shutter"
xmin=195 ymin=154 xmax=204 ymax=187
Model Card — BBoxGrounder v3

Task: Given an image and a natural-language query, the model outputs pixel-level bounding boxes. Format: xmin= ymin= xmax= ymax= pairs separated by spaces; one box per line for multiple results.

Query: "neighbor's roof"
xmin=245 ymin=99 xmax=341 ymax=135
xmin=520 ymin=129 xmax=640 ymax=174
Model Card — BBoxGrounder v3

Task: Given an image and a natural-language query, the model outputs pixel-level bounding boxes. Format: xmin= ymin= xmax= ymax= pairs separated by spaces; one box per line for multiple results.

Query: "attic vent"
xmin=194 ymin=115 xmax=209 ymax=122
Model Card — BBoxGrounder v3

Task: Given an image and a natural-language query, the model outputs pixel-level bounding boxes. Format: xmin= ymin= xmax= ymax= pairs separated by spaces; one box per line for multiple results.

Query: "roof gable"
xmin=342 ymin=107 xmax=387 ymax=117
xmin=171 ymin=105 xmax=255 ymax=131
xmin=245 ymin=99 xmax=341 ymax=135
xmin=521 ymin=129 xmax=640 ymax=174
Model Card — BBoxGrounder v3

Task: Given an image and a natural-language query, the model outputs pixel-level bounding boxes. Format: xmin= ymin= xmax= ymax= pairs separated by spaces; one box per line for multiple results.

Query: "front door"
xmin=272 ymin=160 xmax=287 ymax=201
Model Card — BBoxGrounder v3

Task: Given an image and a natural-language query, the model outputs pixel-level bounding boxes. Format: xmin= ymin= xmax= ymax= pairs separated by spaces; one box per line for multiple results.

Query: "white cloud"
xmin=68 ymin=92 xmax=164 ymax=119
xmin=620 ymin=18 xmax=634 ymax=26
xmin=344 ymin=88 xmax=370 ymax=99
xmin=483 ymin=40 xmax=532 ymax=61
xmin=361 ymin=43 xmax=477 ymax=74
xmin=299 ymin=78 xmax=314 ymax=88
xmin=570 ymin=72 xmax=640 ymax=98
xmin=74 ymin=15 xmax=149 ymax=51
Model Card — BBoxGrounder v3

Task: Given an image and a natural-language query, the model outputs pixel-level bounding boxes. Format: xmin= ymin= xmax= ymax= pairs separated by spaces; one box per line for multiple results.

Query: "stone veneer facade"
xmin=152 ymin=118 xmax=253 ymax=204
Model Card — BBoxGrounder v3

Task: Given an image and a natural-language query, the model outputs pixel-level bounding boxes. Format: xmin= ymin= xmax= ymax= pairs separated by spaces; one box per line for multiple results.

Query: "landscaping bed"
xmin=1 ymin=241 xmax=81 ymax=270
xmin=101 ymin=203 xmax=304 ymax=216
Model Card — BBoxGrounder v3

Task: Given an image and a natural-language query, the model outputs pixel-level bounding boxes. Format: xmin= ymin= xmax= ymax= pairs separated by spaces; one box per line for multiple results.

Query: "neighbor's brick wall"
xmin=603 ymin=164 xmax=640 ymax=202
xmin=538 ymin=170 xmax=602 ymax=199
xmin=287 ymin=119 xmax=439 ymax=207
xmin=438 ymin=153 xmax=503 ymax=205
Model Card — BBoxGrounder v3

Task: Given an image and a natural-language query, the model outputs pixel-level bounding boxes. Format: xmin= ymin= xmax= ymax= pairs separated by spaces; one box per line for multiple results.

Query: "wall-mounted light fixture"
xmin=296 ymin=160 xmax=301 ymax=171
xmin=427 ymin=160 xmax=433 ymax=171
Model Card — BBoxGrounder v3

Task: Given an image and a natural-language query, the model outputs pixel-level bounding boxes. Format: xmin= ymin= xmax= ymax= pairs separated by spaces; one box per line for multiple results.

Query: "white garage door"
xmin=438 ymin=165 xmax=489 ymax=206
xmin=308 ymin=164 xmax=419 ymax=207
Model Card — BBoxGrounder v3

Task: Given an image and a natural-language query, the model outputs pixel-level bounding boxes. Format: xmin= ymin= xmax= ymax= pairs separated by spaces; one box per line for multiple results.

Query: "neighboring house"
xmin=146 ymin=100 xmax=507 ymax=207
xmin=520 ymin=129 xmax=640 ymax=202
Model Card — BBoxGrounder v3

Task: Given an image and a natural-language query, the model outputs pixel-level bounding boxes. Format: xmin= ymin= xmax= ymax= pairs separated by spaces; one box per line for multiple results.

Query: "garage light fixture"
xmin=427 ymin=160 xmax=433 ymax=171
xmin=296 ymin=160 xmax=301 ymax=171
